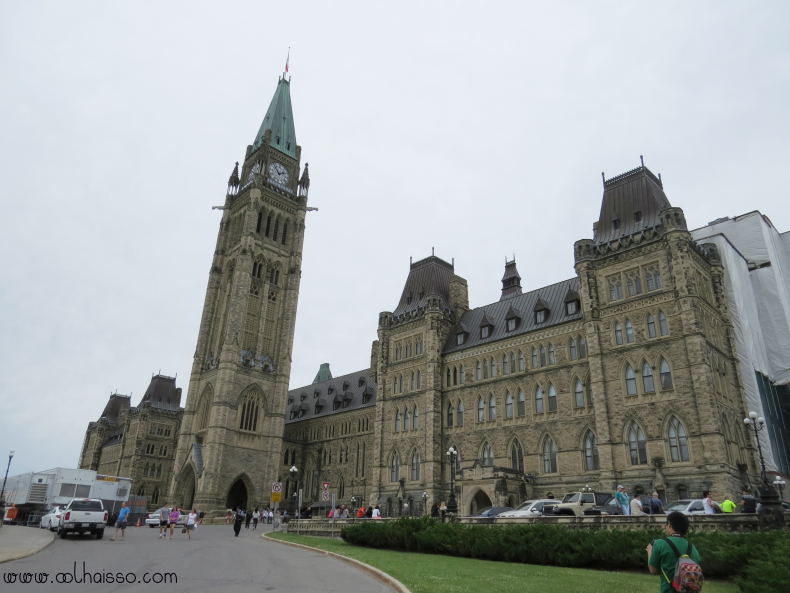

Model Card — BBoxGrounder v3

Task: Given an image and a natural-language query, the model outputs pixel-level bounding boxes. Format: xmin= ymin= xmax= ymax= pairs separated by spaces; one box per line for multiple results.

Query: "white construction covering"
xmin=692 ymin=211 xmax=790 ymax=472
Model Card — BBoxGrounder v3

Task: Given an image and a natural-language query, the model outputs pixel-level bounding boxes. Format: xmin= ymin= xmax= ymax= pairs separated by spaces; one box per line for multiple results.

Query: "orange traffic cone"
xmin=136 ymin=518 xmax=141 ymax=527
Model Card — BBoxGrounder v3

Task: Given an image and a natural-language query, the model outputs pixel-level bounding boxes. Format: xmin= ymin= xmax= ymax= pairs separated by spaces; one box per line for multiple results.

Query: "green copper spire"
xmin=252 ymin=77 xmax=297 ymax=158
xmin=312 ymin=363 xmax=332 ymax=384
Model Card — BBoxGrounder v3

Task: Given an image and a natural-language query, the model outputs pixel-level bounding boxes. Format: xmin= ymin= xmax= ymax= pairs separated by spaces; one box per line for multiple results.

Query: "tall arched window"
xmin=404 ymin=409 xmax=410 ymax=431
xmin=548 ymin=344 xmax=555 ymax=365
xmin=570 ymin=338 xmax=577 ymax=360
xmin=411 ymin=372 xmax=415 ymax=390
xmin=197 ymin=387 xmax=213 ymax=432
xmin=548 ymin=385 xmax=557 ymax=412
xmin=453 ymin=367 xmax=458 ymax=385
xmin=482 ymin=442 xmax=493 ymax=466
xmin=273 ymin=218 xmax=280 ymax=241
xmin=625 ymin=320 xmax=634 ymax=343
xmin=579 ymin=337 xmax=587 ymax=358
xmin=535 ymin=387 xmax=544 ymax=413
xmin=543 ymin=437 xmax=557 ymax=473
xmin=339 ymin=478 xmax=345 ymax=499
xmin=151 ymin=487 xmax=160 ymax=505
xmin=476 ymin=361 xmax=482 ymax=380
xmin=628 ymin=422 xmax=648 ymax=465
xmin=532 ymin=348 xmax=538 ymax=368
xmin=625 ymin=365 xmax=637 ymax=395
xmin=511 ymin=440 xmax=524 ymax=471
xmin=143 ymin=463 xmax=149 ymax=477
xmin=395 ymin=410 xmax=401 ymax=432
xmin=411 ymin=450 xmax=421 ymax=480
xmin=239 ymin=390 xmax=261 ymax=432
xmin=505 ymin=392 xmax=513 ymax=418
xmin=517 ymin=390 xmax=525 ymax=416
xmin=282 ymin=222 xmax=288 ymax=244
xmin=615 ymin=322 xmax=624 ymax=345
xmin=457 ymin=401 xmax=464 ymax=426
xmin=489 ymin=395 xmax=496 ymax=420
xmin=490 ymin=357 xmax=496 ymax=377
xmin=574 ymin=379 xmax=585 ymax=407
xmin=447 ymin=403 xmax=454 ymax=427
xmin=584 ymin=431 xmax=600 ymax=470
xmin=459 ymin=366 xmax=464 ymax=384
xmin=643 ymin=362 xmax=655 ymax=392
xmin=540 ymin=346 xmax=546 ymax=367
xmin=390 ymin=453 xmax=400 ymax=482
xmin=518 ymin=351 xmax=524 ymax=371
xmin=417 ymin=370 xmax=422 ymax=389
xmin=156 ymin=464 xmax=162 ymax=478
xmin=668 ymin=417 xmax=690 ymax=462
xmin=647 ymin=314 xmax=657 ymax=338
xmin=478 ymin=397 xmax=485 ymax=422
xmin=413 ymin=406 xmax=419 ymax=429
xmin=503 ymin=354 xmax=509 ymax=375
xmin=483 ymin=359 xmax=489 ymax=379
xmin=659 ymin=312 xmax=669 ymax=335
xmin=510 ymin=353 xmax=516 ymax=374
xmin=660 ymin=359 xmax=673 ymax=389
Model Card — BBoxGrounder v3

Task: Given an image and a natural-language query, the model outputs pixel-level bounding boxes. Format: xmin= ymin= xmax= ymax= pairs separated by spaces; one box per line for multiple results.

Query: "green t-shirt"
xmin=649 ymin=536 xmax=701 ymax=593
xmin=720 ymin=499 xmax=737 ymax=513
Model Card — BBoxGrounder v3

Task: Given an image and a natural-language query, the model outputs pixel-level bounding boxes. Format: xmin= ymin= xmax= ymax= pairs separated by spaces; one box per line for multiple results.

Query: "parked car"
xmin=583 ymin=494 xmax=655 ymax=516
xmin=497 ymin=499 xmax=562 ymax=518
xmin=549 ymin=491 xmax=612 ymax=516
xmin=58 ymin=499 xmax=108 ymax=539
xmin=468 ymin=506 xmax=513 ymax=518
xmin=39 ymin=506 xmax=66 ymax=531
xmin=145 ymin=508 xmax=188 ymax=528
xmin=663 ymin=499 xmax=721 ymax=515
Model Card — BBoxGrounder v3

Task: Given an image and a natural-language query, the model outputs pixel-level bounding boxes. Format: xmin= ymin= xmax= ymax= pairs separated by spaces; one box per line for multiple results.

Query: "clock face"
xmin=247 ymin=163 xmax=260 ymax=184
xmin=268 ymin=162 xmax=289 ymax=185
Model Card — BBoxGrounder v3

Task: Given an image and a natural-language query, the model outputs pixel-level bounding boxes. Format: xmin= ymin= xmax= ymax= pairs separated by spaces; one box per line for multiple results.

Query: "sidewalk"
xmin=0 ymin=526 xmax=54 ymax=564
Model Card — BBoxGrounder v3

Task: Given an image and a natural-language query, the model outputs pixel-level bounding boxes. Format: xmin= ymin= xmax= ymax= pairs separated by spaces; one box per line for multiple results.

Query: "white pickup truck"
xmin=58 ymin=498 xmax=108 ymax=539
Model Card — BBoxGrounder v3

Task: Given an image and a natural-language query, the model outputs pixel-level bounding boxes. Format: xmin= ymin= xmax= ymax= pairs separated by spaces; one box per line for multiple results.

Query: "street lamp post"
xmin=289 ymin=465 xmax=298 ymax=514
xmin=446 ymin=446 xmax=458 ymax=514
xmin=773 ymin=478 xmax=786 ymax=500
xmin=350 ymin=496 xmax=356 ymax=517
xmin=0 ymin=451 xmax=15 ymax=528
xmin=743 ymin=411 xmax=780 ymax=508
xmin=422 ymin=491 xmax=428 ymax=515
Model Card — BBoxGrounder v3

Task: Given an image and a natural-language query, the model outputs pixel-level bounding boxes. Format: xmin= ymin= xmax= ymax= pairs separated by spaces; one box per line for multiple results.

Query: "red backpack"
xmin=663 ymin=538 xmax=704 ymax=593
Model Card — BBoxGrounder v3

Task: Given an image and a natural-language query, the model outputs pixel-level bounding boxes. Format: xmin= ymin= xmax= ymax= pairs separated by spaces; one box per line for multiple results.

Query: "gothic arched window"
xmin=543 ymin=437 xmax=557 ymax=473
xmin=503 ymin=354 xmax=509 ymax=375
xmin=628 ymin=422 xmax=648 ymax=465
xmin=505 ymin=392 xmax=513 ymax=418
xmin=643 ymin=362 xmax=655 ymax=393
xmin=659 ymin=312 xmax=669 ymax=336
xmin=532 ymin=348 xmax=538 ymax=368
xmin=517 ymin=390 xmax=525 ymax=416
xmin=391 ymin=453 xmax=400 ymax=482
xmin=482 ymin=442 xmax=494 ymax=466
xmin=660 ymin=359 xmax=673 ymax=389
xmin=281 ymin=222 xmax=288 ymax=244
xmin=476 ymin=361 xmax=482 ymax=380
xmin=626 ymin=320 xmax=634 ymax=343
xmin=579 ymin=337 xmax=587 ymax=358
xmin=548 ymin=344 xmax=555 ymax=365
xmin=447 ymin=403 xmax=453 ymax=427
xmin=489 ymin=395 xmax=496 ymax=420
xmin=574 ymin=379 xmax=585 ymax=407
xmin=457 ymin=401 xmax=464 ymax=426
xmin=239 ymin=390 xmax=261 ymax=432
xmin=625 ymin=365 xmax=637 ymax=395
xmin=535 ymin=387 xmax=544 ymax=413
xmin=584 ymin=431 xmax=600 ymax=470
xmin=518 ymin=351 xmax=525 ymax=371
xmin=668 ymin=416 xmax=690 ymax=462
xmin=459 ymin=366 xmax=464 ymax=384
xmin=647 ymin=314 xmax=657 ymax=338
xmin=411 ymin=450 xmax=421 ymax=481
xmin=395 ymin=410 xmax=401 ymax=432
xmin=511 ymin=440 xmax=524 ymax=471
xmin=413 ymin=406 xmax=419 ymax=429
xmin=548 ymin=385 xmax=557 ymax=412
xmin=477 ymin=397 xmax=485 ymax=422
xmin=615 ymin=322 xmax=624 ymax=345
xmin=570 ymin=338 xmax=577 ymax=360
xmin=483 ymin=359 xmax=489 ymax=379
xmin=404 ymin=409 xmax=410 ymax=431
xmin=540 ymin=346 xmax=546 ymax=367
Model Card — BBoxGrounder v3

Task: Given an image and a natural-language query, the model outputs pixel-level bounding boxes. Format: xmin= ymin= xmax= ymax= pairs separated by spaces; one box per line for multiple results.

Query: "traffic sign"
xmin=271 ymin=493 xmax=282 ymax=503
xmin=322 ymin=491 xmax=330 ymax=501
xmin=272 ymin=482 xmax=282 ymax=493
xmin=322 ymin=482 xmax=330 ymax=492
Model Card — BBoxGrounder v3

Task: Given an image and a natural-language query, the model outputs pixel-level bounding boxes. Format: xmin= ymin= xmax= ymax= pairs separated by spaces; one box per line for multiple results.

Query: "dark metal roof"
xmin=500 ymin=259 xmax=523 ymax=300
xmin=594 ymin=165 xmax=670 ymax=246
xmin=286 ymin=369 xmax=377 ymax=424
xmin=139 ymin=375 xmax=182 ymax=411
xmin=392 ymin=255 xmax=455 ymax=317
xmin=99 ymin=394 xmax=130 ymax=424
xmin=443 ymin=277 xmax=582 ymax=354
xmin=252 ymin=77 xmax=297 ymax=159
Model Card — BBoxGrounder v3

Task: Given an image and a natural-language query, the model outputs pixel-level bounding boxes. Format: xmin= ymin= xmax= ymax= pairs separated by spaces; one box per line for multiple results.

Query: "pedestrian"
xmin=158 ymin=502 xmax=171 ymax=539
xmin=357 ymin=506 xmax=366 ymax=518
xmin=186 ymin=508 xmax=198 ymax=540
xmin=233 ymin=507 xmax=244 ymax=537
xmin=702 ymin=491 xmax=718 ymax=514
xmin=226 ymin=510 xmax=232 ymax=524
xmin=740 ymin=488 xmax=757 ymax=513
xmin=646 ymin=511 xmax=703 ymax=593
xmin=430 ymin=502 xmax=440 ymax=517
xmin=198 ymin=509 xmax=204 ymax=525
xmin=372 ymin=505 xmax=381 ymax=518
xmin=269 ymin=509 xmax=273 ymax=524
xmin=340 ymin=505 xmax=349 ymax=519
xmin=648 ymin=492 xmax=665 ymax=514
xmin=109 ymin=501 xmax=130 ymax=541
xmin=245 ymin=508 xmax=252 ymax=528
xmin=720 ymin=495 xmax=737 ymax=513
xmin=252 ymin=508 xmax=259 ymax=529
xmin=168 ymin=506 xmax=180 ymax=539
xmin=440 ymin=501 xmax=447 ymax=517
xmin=631 ymin=494 xmax=647 ymax=516
xmin=615 ymin=485 xmax=631 ymax=516
xmin=365 ymin=505 xmax=373 ymax=518
xmin=327 ymin=507 xmax=334 ymax=518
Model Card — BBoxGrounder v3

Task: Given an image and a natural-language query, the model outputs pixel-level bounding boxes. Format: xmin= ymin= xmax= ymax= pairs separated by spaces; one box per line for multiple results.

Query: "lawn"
xmin=267 ymin=532 xmax=738 ymax=593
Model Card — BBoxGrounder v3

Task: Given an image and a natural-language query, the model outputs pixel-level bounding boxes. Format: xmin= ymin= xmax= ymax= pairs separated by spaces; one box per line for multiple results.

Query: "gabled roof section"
xmin=312 ymin=363 xmax=333 ymax=384
xmin=505 ymin=305 xmax=521 ymax=320
xmin=454 ymin=321 xmax=470 ymax=335
xmin=252 ymin=77 xmax=297 ymax=159
xmin=139 ymin=374 xmax=182 ymax=411
xmin=286 ymin=369 xmax=377 ymax=424
xmin=533 ymin=297 xmax=550 ymax=312
xmin=500 ymin=259 xmax=523 ymax=300
xmin=594 ymin=163 xmax=670 ymax=245
xmin=443 ymin=277 xmax=582 ymax=354
xmin=479 ymin=314 xmax=495 ymax=328
xmin=563 ymin=288 xmax=580 ymax=303
xmin=392 ymin=255 xmax=455 ymax=317
xmin=99 ymin=394 xmax=130 ymax=424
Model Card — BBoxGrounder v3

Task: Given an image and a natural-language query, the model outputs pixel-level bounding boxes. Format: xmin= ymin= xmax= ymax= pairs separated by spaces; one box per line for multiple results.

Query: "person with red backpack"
xmin=646 ymin=511 xmax=703 ymax=593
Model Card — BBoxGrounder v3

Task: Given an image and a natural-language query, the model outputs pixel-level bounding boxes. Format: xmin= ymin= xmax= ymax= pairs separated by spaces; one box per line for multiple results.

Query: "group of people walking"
xmin=326 ymin=504 xmax=381 ymax=518
xmin=229 ymin=507 xmax=277 ymax=536
xmin=152 ymin=502 xmax=199 ymax=540
xmin=615 ymin=485 xmax=759 ymax=515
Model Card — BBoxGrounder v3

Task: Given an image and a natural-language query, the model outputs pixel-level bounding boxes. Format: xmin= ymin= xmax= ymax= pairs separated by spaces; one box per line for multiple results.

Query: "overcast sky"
xmin=1 ymin=1 xmax=788 ymax=476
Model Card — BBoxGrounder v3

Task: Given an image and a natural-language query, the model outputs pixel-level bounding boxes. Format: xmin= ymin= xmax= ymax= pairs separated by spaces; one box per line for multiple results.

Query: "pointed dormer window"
xmin=505 ymin=306 xmax=522 ymax=332
xmin=534 ymin=298 xmax=550 ymax=324
xmin=563 ymin=287 xmax=581 ymax=316
xmin=276 ymin=136 xmax=281 ymax=145
xmin=479 ymin=314 xmax=494 ymax=339
xmin=454 ymin=322 xmax=470 ymax=346
xmin=358 ymin=377 xmax=366 ymax=388
xmin=612 ymin=219 xmax=621 ymax=230
xmin=634 ymin=211 xmax=642 ymax=223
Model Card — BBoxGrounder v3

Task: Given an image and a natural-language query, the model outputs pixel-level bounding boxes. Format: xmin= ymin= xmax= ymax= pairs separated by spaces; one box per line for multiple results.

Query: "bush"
xmin=341 ymin=517 xmax=790 ymax=585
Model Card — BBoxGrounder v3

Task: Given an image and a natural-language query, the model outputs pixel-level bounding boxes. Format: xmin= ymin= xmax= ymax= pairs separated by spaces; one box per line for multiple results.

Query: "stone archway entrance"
xmin=226 ymin=479 xmax=248 ymax=511
xmin=470 ymin=489 xmax=493 ymax=515
xmin=175 ymin=469 xmax=196 ymax=510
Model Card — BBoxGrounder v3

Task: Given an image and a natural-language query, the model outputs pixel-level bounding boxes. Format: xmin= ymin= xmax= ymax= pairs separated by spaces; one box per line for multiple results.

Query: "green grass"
xmin=267 ymin=532 xmax=738 ymax=593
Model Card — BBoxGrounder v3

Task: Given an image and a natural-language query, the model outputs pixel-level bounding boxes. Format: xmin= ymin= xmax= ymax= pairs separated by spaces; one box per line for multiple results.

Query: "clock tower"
xmin=169 ymin=74 xmax=311 ymax=513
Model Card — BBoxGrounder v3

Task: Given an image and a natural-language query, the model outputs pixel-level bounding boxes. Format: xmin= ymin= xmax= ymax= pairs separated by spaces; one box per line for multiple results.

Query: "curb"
xmin=262 ymin=533 xmax=411 ymax=593
xmin=0 ymin=530 xmax=56 ymax=565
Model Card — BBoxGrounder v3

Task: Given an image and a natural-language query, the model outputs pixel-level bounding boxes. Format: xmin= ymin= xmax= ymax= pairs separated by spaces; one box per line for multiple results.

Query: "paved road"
xmin=2 ymin=523 xmax=390 ymax=593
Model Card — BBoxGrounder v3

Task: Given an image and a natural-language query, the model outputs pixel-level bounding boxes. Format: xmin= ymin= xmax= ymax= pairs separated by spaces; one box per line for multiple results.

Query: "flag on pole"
xmin=285 ymin=48 xmax=290 ymax=73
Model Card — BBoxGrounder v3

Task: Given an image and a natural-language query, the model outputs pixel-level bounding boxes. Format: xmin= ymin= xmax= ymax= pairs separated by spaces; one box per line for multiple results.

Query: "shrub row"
xmin=340 ymin=517 xmax=790 ymax=587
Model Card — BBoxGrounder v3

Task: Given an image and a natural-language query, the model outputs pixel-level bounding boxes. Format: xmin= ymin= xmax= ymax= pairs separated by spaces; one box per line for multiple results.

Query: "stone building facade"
xmin=78 ymin=374 xmax=183 ymax=510
xmin=281 ymin=164 xmax=763 ymax=516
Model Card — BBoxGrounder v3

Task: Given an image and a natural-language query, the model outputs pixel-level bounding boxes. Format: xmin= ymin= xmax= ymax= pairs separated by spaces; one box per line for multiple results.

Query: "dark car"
xmin=468 ymin=506 xmax=513 ymax=518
